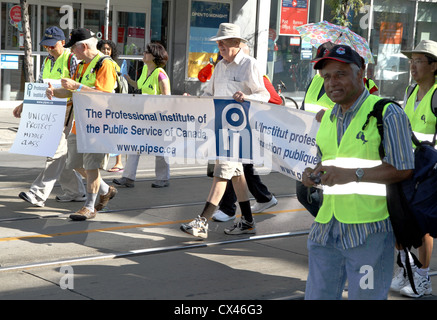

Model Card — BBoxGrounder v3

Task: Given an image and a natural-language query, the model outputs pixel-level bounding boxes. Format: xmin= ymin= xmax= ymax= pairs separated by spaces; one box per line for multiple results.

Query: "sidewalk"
xmin=0 ymin=103 xmax=20 ymax=151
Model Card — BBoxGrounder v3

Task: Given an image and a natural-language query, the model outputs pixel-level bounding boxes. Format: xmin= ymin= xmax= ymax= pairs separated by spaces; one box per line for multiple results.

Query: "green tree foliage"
xmin=327 ymin=0 xmax=365 ymax=27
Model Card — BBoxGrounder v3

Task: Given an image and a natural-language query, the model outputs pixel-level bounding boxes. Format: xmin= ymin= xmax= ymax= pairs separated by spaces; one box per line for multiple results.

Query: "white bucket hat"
xmin=210 ymin=23 xmax=247 ymax=42
xmin=401 ymin=40 xmax=437 ymax=61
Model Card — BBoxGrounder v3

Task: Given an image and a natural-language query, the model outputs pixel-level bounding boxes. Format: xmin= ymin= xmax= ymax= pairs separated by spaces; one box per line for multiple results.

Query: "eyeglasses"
xmin=43 ymin=45 xmax=55 ymax=50
xmin=216 ymin=39 xmax=238 ymax=47
xmin=408 ymin=59 xmax=428 ymax=66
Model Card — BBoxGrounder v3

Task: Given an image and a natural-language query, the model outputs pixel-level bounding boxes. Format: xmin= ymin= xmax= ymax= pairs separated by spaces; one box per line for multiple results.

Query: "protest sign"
xmin=73 ymin=91 xmax=319 ymax=180
xmin=10 ymin=83 xmax=67 ymax=157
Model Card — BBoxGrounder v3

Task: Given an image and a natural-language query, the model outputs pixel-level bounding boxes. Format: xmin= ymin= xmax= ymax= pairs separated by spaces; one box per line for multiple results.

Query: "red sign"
xmin=9 ymin=5 xmax=22 ymax=23
xmin=379 ymin=22 xmax=403 ymax=45
xmin=279 ymin=0 xmax=308 ymax=36
xmin=101 ymin=26 xmax=126 ymax=43
xmin=128 ymin=27 xmax=145 ymax=39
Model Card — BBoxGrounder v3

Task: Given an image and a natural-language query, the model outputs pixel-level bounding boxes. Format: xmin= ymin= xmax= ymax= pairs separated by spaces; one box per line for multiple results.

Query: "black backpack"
xmin=363 ymin=97 xmax=437 ymax=294
xmin=363 ymin=99 xmax=437 ymax=248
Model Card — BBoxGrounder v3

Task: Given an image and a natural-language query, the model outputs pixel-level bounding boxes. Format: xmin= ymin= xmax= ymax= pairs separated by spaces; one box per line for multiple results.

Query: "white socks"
xmin=398 ymin=249 xmax=429 ymax=278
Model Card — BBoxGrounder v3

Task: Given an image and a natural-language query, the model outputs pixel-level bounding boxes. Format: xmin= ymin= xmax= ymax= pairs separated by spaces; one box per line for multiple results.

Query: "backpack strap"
xmin=397 ymin=248 xmax=422 ymax=296
xmin=366 ymin=100 xmax=422 ymax=295
xmin=432 ymin=88 xmax=437 ymax=117
xmin=67 ymin=52 xmax=74 ymax=73
xmin=406 ymin=84 xmax=417 ymax=100
xmin=431 ymin=87 xmax=437 ymax=145
xmin=92 ymin=55 xmax=111 ymax=74
xmin=362 ymin=98 xmax=395 ymax=158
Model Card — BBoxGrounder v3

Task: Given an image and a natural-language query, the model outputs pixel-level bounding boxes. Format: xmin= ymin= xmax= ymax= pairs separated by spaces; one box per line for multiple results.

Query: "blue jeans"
xmin=305 ymin=220 xmax=395 ymax=300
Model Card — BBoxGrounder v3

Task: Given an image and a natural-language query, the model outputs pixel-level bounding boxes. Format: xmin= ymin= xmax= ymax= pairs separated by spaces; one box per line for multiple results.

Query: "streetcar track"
xmin=0 ymin=230 xmax=310 ymax=273
xmin=0 ymin=193 xmax=297 ymax=223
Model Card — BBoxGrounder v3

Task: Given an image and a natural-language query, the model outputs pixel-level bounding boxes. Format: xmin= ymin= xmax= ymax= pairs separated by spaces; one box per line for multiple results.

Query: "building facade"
xmin=1 ymin=0 xmax=436 ymax=104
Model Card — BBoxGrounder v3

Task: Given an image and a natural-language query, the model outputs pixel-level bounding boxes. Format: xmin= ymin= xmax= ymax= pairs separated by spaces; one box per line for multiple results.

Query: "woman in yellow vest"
xmin=302 ymin=45 xmax=414 ymax=300
xmin=97 ymin=39 xmax=125 ymax=173
xmin=390 ymin=40 xmax=437 ymax=298
xmin=113 ymin=43 xmax=171 ymax=189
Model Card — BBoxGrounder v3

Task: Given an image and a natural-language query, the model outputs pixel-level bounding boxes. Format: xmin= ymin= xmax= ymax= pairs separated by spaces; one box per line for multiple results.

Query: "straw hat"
xmin=210 ymin=23 xmax=247 ymax=42
xmin=401 ymin=40 xmax=437 ymax=61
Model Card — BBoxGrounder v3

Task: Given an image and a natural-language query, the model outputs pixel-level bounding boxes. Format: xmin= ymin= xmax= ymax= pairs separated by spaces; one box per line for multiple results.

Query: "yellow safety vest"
xmin=137 ymin=65 xmax=169 ymax=95
xmin=42 ymin=49 xmax=72 ymax=80
xmin=304 ymin=75 xmax=378 ymax=113
xmin=71 ymin=52 xmax=106 ymax=134
xmin=404 ymin=82 xmax=437 ymax=143
xmin=74 ymin=52 xmax=105 ymax=88
xmin=303 ymin=74 xmax=335 ymax=113
xmin=315 ymin=95 xmax=390 ymax=224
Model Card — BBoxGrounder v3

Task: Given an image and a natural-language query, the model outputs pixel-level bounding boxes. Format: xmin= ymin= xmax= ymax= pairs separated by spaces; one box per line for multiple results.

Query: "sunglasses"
xmin=43 ymin=45 xmax=55 ymax=50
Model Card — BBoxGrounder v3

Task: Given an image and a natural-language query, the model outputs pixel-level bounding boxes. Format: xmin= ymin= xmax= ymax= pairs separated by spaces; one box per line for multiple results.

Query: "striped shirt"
xmin=309 ymin=89 xmax=415 ymax=249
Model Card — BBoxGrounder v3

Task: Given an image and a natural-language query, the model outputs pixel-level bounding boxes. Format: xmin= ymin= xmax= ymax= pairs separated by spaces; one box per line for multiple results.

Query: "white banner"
xmin=73 ymin=92 xmax=320 ymax=180
xmin=10 ymin=82 xmax=67 ymax=157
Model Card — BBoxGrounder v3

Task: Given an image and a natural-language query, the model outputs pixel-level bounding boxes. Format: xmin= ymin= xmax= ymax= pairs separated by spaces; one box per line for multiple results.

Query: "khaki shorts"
xmin=213 ymin=160 xmax=243 ymax=180
xmin=66 ymin=134 xmax=106 ymax=170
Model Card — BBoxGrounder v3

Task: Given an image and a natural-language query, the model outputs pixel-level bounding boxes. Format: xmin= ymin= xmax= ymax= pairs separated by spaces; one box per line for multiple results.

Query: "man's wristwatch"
xmin=355 ymin=168 xmax=364 ymax=182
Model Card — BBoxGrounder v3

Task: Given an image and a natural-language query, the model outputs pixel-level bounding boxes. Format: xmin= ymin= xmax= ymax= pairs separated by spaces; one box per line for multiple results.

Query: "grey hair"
xmin=77 ymin=36 xmax=98 ymax=49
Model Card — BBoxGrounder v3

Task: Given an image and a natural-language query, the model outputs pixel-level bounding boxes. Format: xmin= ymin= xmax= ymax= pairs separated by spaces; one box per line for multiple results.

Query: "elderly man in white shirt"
xmin=181 ymin=23 xmax=270 ymax=239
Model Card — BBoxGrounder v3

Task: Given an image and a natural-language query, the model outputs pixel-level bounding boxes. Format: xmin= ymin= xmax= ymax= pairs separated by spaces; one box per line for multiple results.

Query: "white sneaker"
xmin=251 ymin=196 xmax=278 ymax=213
xmin=391 ymin=266 xmax=408 ymax=291
xmin=56 ymin=194 xmax=86 ymax=202
xmin=224 ymin=217 xmax=256 ymax=235
xmin=400 ymin=271 xmax=432 ymax=298
xmin=212 ymin=209 xmax=236 ymax=222
xmin=18 ymin=191 xmax=45 ymax=207
xmin=180 ymin=216 xmax=208 ymax=239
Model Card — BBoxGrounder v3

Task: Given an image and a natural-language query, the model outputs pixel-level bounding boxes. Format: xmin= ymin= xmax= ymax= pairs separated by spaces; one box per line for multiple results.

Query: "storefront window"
xmin=416 ymin=1 xmax=437 ymax=44
xmin=2 ymin=3 xmax=37 ymax=51
xmin=117 ymin=11 xmax=146 ymax=56
xmin=371 ymin=0 xmax=416 ymax=100
xmin=188 ymin=0 xmax=230 ymax=79
xmin=1 ymin=55 xmax=37 ymax=100
xmin=268 ymin=0 xmax=314 ymax=99
xmin=151 ymin=0 xmax=170 ymax=49
xmin=41 ymin=5 xmax=80 ymax=50
xmin=83 ymin=8 xmax=112 ymax=37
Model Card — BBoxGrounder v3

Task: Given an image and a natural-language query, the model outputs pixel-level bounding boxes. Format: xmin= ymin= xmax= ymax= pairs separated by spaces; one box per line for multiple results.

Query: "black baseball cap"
xmin=40 ymin=26 xmax=65 ymax=47
xmin=64 ymin=28 xmax=94 ymax=48
xmin=313 ymin=44 xmax=364 ymax=70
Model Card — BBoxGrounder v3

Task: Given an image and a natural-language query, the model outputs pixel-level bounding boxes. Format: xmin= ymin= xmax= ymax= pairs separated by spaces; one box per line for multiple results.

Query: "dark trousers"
xmin=219 ymin=164 xmax=273 ymax=216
